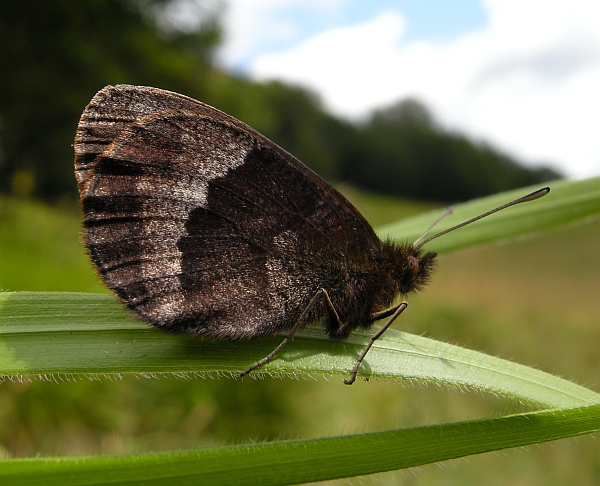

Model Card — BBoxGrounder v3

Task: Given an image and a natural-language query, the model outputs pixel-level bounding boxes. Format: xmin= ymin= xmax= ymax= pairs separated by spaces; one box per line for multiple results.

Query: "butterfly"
xmin=74 ymin=85 xmax=548 ymax=384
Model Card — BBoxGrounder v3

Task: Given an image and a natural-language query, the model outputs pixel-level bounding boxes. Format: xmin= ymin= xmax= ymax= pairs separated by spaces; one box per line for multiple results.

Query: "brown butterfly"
xmin=75 ymin=85 xmax=549 ymax=384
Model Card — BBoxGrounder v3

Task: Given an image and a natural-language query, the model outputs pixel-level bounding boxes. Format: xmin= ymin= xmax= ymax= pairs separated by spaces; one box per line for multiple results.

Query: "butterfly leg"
xmin=240 ymin=288 xmax=330 ymax=378
xmin=369 ymin=301 xmax=408 ymax=322
xmin=344 ymin=301 xmax=408 ymax=385
xmin=321 ymin=286 xmax=344 ymax=330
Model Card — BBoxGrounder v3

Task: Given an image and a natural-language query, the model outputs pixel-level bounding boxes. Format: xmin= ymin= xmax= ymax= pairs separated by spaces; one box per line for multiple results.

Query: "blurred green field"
xmin=1 ymin=190 xmax=599 ymax=485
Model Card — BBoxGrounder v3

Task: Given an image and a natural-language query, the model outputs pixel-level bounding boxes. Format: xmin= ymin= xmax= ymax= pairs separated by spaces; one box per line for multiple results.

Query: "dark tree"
xmin=0 ymin=0 xmax=220 ymax=200
xmin=342 ymin=99 xmax=560 ymax=203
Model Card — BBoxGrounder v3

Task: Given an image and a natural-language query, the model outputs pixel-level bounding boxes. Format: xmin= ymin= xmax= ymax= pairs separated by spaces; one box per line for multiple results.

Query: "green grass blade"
xmin=378 ymin=177 xmax=600 ymax=253
xmin=1 ymin=404 xmax=599 ymax=485
xmin=1 ymin=178 xmax=599 ymax=483
xmin=1 ymin=291 xmax=598 ymax=409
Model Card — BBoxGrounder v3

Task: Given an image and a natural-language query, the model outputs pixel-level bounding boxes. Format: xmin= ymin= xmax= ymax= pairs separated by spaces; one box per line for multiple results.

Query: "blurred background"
xmin=1 ymin=1 xmax=599 ymax=484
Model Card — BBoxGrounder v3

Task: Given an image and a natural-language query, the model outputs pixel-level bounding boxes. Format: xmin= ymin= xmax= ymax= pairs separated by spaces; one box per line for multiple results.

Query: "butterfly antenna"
xmin=414 ymin=187 xmax=550 ymax=251
xmin=412 ymin=206 xmax=453 ymax=246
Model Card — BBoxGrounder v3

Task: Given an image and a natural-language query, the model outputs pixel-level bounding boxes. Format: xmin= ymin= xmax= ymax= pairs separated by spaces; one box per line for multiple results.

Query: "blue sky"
xmin=223 ymin=0 xmax=488 ymax=69
xmin=213 ymin=0 xmax=600 ymax=179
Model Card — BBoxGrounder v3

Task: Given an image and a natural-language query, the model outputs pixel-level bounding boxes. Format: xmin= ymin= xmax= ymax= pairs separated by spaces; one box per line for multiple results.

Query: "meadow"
xmin=0 ymin=186 xmax=599 ymax=485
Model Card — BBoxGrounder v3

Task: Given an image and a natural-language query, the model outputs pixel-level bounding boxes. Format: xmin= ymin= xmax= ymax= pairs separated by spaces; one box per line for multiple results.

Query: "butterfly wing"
xmin=75 ymin=85 xmax=380 ymax=339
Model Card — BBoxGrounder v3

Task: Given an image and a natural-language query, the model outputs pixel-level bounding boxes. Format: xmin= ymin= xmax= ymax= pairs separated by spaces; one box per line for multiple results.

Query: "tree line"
xmin=0 ymin=1 xmax=560 ymax=203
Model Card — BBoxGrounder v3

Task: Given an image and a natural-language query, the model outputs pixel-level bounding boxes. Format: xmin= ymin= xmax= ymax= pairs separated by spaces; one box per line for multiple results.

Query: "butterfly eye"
xmin=406 ymin=255 xmax=420 ymax=280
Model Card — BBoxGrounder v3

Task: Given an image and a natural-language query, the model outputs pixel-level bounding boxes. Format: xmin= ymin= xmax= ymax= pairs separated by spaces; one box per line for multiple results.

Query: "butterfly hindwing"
xmin=75 ymin=85 xmax=381 ymax=339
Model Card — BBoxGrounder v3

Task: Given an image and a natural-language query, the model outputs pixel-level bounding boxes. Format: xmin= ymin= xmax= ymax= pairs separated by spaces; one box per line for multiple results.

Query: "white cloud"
xmin=246 ymin=0 xmax=600 ymax=178
xmin=249 ymin=11 xmax=410 ymax=115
